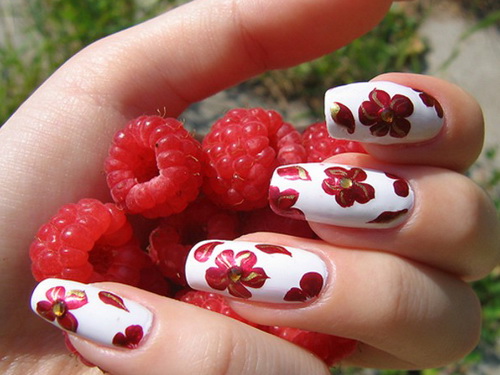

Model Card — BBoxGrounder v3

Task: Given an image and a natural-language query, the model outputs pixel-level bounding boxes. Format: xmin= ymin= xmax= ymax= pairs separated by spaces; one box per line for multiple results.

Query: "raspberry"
xmin=148 ymin=197 xmax=239 ymax=286
xmin=239 ymin=206 xmax=317 ymax=239
xmin=202 ymin=108 xmax=306 ymax=210
xmin=104 ymin=115 xmax=203 ymax=218
xmin=302 ymin=121 xmax=366 ymax=162
xmin=267 ymin=326 xmax=358 ymax=366
xmin=177 ymin=289 xmax=260 ymax=328
xmin=30 ymin=198 xmax=146 ymax=285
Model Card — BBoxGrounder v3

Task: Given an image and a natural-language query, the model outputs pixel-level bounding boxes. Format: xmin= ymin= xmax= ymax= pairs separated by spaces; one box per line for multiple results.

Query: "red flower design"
xmin=330 ymin=102 xmax=355 ymax=134
xmin=284 ymin=272 xmax=324 ymax=302
xmin=112 ymin=325 xmax=144 ymax=349
xmin=385 ymin=173 xmax=410 ymax=197
xmin=322 ymin=166 xmax=375 ymax=208
xmin=36 ymin=286 xmax=88 ymax=332
xmin=359 ymin=88 xmax=414 ymax=138
xmin=277 ymin=165 xmax=311 ymax=181
xmin=205 ymin=250 xmax=269 ymax=299
xmin=269 ymin=185 xmax=306 ymax=220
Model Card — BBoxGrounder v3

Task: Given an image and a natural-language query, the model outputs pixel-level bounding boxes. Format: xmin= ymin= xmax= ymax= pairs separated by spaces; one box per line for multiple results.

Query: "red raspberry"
xmin=177 ymin=289 xmax=260 ymax=328
xmin=302 ymin=121 xmax=366 ymax=162
xmin=148 ymin=197 xmax=239 ymax=286
xmin=239 ymin=207 xmax=317 ymax=239
xmin=267 ymin=326 xmax=358 ymax=366
xmin=105 ymin=115 xmax=203 ymax=218
xmin=202 ymin=108 xmax=306 ymax=210
xmin=30 ymin=198 xmax=146 ymax=285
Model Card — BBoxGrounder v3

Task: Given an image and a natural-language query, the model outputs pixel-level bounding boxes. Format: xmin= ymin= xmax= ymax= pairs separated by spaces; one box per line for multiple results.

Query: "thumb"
xmin=31 ymin=279 xmax=330 ymax=375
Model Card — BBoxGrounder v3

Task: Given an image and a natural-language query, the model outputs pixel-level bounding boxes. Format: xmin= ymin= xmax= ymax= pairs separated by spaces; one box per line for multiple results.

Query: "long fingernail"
xmin=269 ymin=163 xmax=414 ymax=228
xmin=31 ymin=278 xmax=153 ymax=349
xmin=325 ymin=81 xmax=444 ymax=144
xmin=185 ymin=240 xmax=328 ymax=304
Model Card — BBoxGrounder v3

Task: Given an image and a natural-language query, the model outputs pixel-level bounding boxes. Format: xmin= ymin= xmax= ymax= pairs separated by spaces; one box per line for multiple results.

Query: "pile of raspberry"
xmin=29 ymin=109 xmax=365 ymax=367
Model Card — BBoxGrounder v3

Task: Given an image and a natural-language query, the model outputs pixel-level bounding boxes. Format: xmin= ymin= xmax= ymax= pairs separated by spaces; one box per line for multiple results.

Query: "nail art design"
xmin=185 ymin=240 xmax=328 ymax=304
xmin=325 ymin=82 xmax=444 ymax=144
xmin=31 ymin=278 xmax=153 ymax=349
xmin=269 ymin=163 xmax=414 ymax=228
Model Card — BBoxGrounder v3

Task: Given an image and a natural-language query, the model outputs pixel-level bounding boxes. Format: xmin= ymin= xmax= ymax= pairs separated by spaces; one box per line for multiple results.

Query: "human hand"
xmin=1 ymin=0 xmax=499 ymax=374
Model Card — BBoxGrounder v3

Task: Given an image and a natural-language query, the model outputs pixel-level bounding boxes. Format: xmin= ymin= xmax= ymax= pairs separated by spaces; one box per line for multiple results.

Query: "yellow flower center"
xmin=52 ymin=300 xmax=67 ymax=317
xmin=228 ymin=267 xmax=243 ymax=283
xmin=380 ymin=108 xmax=395 ymax=123
xmin=340 ymin=177 xmax=353 ymax=189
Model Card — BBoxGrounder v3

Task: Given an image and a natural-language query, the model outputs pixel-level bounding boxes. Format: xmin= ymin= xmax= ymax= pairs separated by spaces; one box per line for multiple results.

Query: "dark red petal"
xmin=324 ymin=166 xmax=348 ymax=178
xmin=57 ymin=312 xmax=79 ymax=332
xmin=98 ymin=291 xmax=129 ymax=312
xmin=227 ymin=282 xmax=252 ymax=299
xmin=36 ymin=301 xmax=56 ymax=322
xmin=194 ymin=241 xmax=224 ymax=263
xmin=112 ymin=325 xmax=144 ymax=349
xmin=370 ymin=88 xmax=391 ymax=108
xmin=64 ymin=289 xmax=88 ymax=310
xmin=255 ymin=244 xmax=292 ymax=257
xmin=235 ymin=250 xmax=258 ymax=269
xmin=242 ymin=267 xmax=269 ymax=288
xmin=390 ymin=118 xmax=411 ymax=138
xmin=331 ymin=102 xmax=356 ymax=134
xmin=369 ymin=122 xmax=390 ymax=137
xmin=368 ymin=209 xmax=409 ymax=224
xmin=390 ymin=94 xmax=414 ymax=117
xmin=214 ymin=250 xmax=236 ymax=270
xmin=205 ymin=267 xmax=230 ymax=291
xmin=359 ymin=101 xmax=380 ymax=125
xmin=393 ymin=180 xmax=410 ymax=197
xmin=348 ymin=167 xmax=368 ymax=183
xmin=335 ymin=190 xmax=356 ymax=208
xmin=277 ymin=166 xmax=311 ymax=181
xmin=351 ymin=182 xmax=375 ymax=204
xmin=284 ymin=287 xmax=307 ymax=302
xmin=299 ymin=272 xmax=324 ymax=298
xmin=46 ymin=286 xmax=66 ymax=303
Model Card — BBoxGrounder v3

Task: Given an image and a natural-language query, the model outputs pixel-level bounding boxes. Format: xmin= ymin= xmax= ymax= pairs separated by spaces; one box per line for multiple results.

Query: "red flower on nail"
xmin=112 ymin=325 xmax=144 ymax=349
xmin=359 ymin=88 xmax=414 ymax=138
xmin=385 ymin=173 xmax=410 ymax=197
xmin=205 ymin=250 xmax=269 ymax=299
xmin=284 ymin=272 xmax=324 ymax=302
xmin=36 ymin=286 xmax=88 ymax=332
xmin=322 ymin=166 xmax=375 ymax=208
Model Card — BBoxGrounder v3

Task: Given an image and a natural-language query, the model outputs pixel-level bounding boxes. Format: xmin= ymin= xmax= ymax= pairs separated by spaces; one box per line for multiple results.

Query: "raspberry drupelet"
xmin=105 ymin=115 xmax=203 ymax=218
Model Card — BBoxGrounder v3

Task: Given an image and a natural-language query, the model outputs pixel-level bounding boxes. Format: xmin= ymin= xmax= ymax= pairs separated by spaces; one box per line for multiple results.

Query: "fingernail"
xmin=269 ymin=163 xmax=414 ymax=228
xmin=31 ymin=278 xmax=153 ymax=349
xmin=325 ymin=81 xmax=444 ymax=144
xmin=185 ymin=240 xmax=328 ymax=304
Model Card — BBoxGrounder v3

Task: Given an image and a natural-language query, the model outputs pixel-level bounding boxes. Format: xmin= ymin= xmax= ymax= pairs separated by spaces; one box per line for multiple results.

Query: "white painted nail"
xmin=269 ymin=163 xmax=414 ymax=228
xmin=325 ymin=81 xmax=444 ymax=144
xmin=31 ymin=278 xmax=153 ymax=349
xmin=185 ymin=240 xmax=328 ymax=304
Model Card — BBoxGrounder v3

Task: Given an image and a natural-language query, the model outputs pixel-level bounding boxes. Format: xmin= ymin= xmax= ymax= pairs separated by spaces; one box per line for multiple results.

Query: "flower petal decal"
xmin=368 ymin=209 xmax=409 ymax=224
xmin=284 ymin=272 xmax=324 ymax=302
xmin=99 ymin=291 xmax=129 ymax=312
xmin=322 ymin=166 xmax=375 ymax=207
xmin=359 ymin=88 xmax=414 ymax=138
xmin=385 ymin=173 xmax=410 ymax=198
xmin=330 ymin=102 xmax=355 ymax=134
xmin=194 ymin=241 xmax=224 ymax=262
xmin=277 ymin=165 xmax=311 ymax=181
xmin=415 ymin=90 xmax=444 ymax=118
xmin=112 ymin=325 xmax=144 ymax=349
xmin=269 ymin=185 xmax=306 ymax=220
xmin=255 ymin=244 xmax=292 ymax=257
xmin=205 ymin=250 xmax=269 ymax=299
xmin=36 ymin=286 xmax=88 ymax=332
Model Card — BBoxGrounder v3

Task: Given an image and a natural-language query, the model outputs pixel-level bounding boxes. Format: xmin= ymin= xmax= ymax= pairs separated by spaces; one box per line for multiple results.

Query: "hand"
xmin=1 ymin=1 xmax=499 ymax=374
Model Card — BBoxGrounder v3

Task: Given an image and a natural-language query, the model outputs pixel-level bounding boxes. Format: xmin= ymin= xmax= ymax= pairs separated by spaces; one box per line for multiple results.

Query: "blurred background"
xmin=1 ymin=1 xmax=499 ymax=374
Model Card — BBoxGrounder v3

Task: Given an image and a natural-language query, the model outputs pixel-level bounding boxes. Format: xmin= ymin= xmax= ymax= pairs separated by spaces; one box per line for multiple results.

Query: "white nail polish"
xmin=31 ymin=278 xmax=153 ymax=349
xmin=269 ymin=163 xmax=414 ymax=228
xmin=325 ymin=81 xmax=444 ymax=144
xmin=185 ymin=240 xmax=328 ymax=303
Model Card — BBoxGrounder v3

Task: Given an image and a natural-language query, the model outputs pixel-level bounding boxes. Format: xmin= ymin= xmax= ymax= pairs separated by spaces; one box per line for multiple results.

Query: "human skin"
xmin=1 ymin=0 xmax=499 ymax=374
